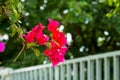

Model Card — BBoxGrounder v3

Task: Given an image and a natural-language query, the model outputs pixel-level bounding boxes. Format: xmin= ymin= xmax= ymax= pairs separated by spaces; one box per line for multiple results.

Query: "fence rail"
xmin=1 ymin=50 xmax=120 ymax=80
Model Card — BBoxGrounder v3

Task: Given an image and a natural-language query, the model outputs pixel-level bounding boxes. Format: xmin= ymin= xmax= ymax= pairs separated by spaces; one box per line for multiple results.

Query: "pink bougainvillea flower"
xmin=44 ymin=41 xmax=68 ymax=67
xmin=49 ymin=53 xmax=65 ymax=67
xmin=23 ymin=23 xmax=45 ymax=43
xmin=47 ymin=18 xmax=60 ymax=33
xmin=0 ymin=42 xmax=5 ymax=53
xmin=44 ymin=41 xmax=59 ymax=56
xmin=50 ymin=41 xmax=68 ymax=55
xmin=59 ymin=46 xmax=68 ymax=54
xmin=52 ymin=30 xmax=67 ymax=47
xmin=44 ymin=47 xmax=65 ymax=67
xmin=24 ymin=31 xmax=35 ymax=43
xmin=36 ymin=32 xmax=49 ymax=45
xmin=44 ymin=48 xmax=52 ymax=56
xmin=32 ymin=23 xmax=44 ymax=35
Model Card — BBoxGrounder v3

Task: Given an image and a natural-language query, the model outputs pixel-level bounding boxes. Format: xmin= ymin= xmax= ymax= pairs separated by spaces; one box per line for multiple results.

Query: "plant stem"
xmin=13 ymin=43 xmax=25 ymax=62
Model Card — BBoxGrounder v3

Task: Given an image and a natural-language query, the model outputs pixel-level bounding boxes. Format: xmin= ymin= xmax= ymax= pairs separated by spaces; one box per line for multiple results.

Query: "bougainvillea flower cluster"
xmin=23 ymin=18 xmax=68 ymax=67
xmin=24 ymin=23 xmax=49 ymax=45
xmin=0 ymin=42 xmax=5 ymax=53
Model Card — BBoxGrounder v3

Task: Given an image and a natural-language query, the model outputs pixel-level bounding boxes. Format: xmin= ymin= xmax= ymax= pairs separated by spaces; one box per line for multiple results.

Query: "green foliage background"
xmin=0 ymin=0 xmax=120 ymax=68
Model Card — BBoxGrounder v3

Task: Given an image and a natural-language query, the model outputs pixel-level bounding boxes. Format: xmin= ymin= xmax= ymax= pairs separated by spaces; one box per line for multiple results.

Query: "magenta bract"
xmin=0 ymin=42 xmax=5 ymax=53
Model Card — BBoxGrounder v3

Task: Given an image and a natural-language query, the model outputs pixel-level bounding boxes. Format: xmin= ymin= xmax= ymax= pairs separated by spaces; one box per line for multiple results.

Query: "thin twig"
xmin=13 ymin=42 xmax=25 ymax=62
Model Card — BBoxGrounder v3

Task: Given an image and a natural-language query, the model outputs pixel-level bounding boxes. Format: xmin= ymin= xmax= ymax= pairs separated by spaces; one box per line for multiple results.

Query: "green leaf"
xmin=18 ymin=27 xmax=23 ymax=35
xmin=32 ymin=48 xmax=40 ymax=57
xmin=11 ymin=24 xmax=18 ymax=37
xmin=9 ymin=13 xmax=18 ymax=23
xmin=108 ymin=0 xmax=113 ymax=6
xmin=81 ymin=25 xmax=87 ymax=31
xmin=45 ymin=42 xmax=51 ymax=48
xmin=0 ymin=62 xmax=2 ymax=64
xmin=17 ymin=2 xmax=24 ymax=14
xmin=6 ymin=0 xmax=21 ymax=23
xmin=27 ymin=42 xmax=38 ymax=49
xmin=114 ymin=26 xmax=120 ymax=35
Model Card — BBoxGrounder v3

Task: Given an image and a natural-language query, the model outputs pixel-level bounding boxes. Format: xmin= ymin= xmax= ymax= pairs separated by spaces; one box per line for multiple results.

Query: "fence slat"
xmin=34 ymin=70 xmax=37 ymax=80
xmin=60 ymin=65 xmax=65 ymax=80
xmin=16 ymin=73 xmax=20 ymax=80
xmin=113 ymin=56 xmax=119 ymax=80
xmin=104 ymin=58 xmax=110 ymax=80
xmin=19 ymin=73 xmax=21 ymax=80
xmin=88 ymin=60 xmax=94 ymax=80
xmin=25 ymin=71 xmax=29 ymax=80
xmin=14 ymin=73 xmax=17 ymax=80
xmin=96 ymin=59 xmax=102 ymax=80
xmin=49 ymin=67 xmax=53 ymax=80
xmin=23 ymin=72 xmax=25 ymax=80
xmin=67 ymin=64 xmax=71 ymax=80
xmin=73 ymin=63 xmax=78 ymax=80
xmin=80 ymin=62 xmax=85 ymax=80
xmin=55 ymin=67 xmax=59 ymax=80
xmin=39 ymin=69 xmax=42 ymax=80
xmin=44 ymin=68 xmax=48 ymax=80
xmin=30 ymin=71 xmax=33 ymax=80
xmin=10 ymin=74 xmax=14 ymax=80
